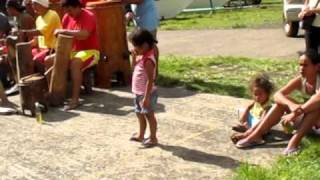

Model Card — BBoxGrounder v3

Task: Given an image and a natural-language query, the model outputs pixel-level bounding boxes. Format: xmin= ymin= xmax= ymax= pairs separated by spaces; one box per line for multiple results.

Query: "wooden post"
xmin=49 ymin=34 xmax=73 ymax=106
xmin=15 ymin=41 xmax=34 ymax=80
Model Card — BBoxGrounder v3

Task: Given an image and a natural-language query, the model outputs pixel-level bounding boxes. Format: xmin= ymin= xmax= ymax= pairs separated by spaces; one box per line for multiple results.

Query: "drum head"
xmin=20 ymin=74 xmax=44 ymax=84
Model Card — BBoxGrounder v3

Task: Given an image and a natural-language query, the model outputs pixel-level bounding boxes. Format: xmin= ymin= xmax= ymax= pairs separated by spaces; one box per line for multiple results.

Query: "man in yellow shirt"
xmin=22 ymin=0 xmax=61 ymax=71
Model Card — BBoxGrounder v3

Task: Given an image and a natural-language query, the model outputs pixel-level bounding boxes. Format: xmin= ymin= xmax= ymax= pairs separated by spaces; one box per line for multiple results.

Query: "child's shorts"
xmin=238 ymin=108 xmax=260 ymax=128
xmin=70 ymin=50 xmax=100 ymax=71
xmin=134 ymin=91 xmax=158 ymax=114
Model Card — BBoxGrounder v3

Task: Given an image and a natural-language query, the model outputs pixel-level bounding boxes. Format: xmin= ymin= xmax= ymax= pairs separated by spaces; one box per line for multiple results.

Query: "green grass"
xmin=158 ymin=55 xmax=296 ymax=99
xmin=160 ymin=0 xmax=282 ymax=30
xmin=234 ymin=136 xmax=320 ymax=180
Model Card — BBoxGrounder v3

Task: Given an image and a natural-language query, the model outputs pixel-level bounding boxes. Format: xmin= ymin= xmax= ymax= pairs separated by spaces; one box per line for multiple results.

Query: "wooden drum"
xmin=15 ymin=41 xmax=34 ymax=80
xmin=18 ymin=74 xmax=48 ymax=116
xmin=86 ymin=1 xmax=131 ymax=88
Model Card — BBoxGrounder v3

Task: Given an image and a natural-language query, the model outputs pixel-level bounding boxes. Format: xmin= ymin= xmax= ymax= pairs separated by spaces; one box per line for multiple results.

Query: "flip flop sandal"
xmin=283 ymin=147 xmax=300 ymax=156
xmin=63 ymin=102 xmax=81 ymax=111
xmin=312 ymin=126 xmax=320 ymax=135
xmin=0 ymin=107 xmax=17 ymax=115
xmin=235 ymin=138 xmax=266 ymax=149
xmin=129 ymin=133 xmax=144 ymax=142
xmin=143 ymin=138 xmax=158 ymax=148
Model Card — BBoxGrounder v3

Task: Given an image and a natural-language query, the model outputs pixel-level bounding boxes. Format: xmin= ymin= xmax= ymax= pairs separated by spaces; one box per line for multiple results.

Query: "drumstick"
xmin=44 ymin=66 xmax=53 ymax=76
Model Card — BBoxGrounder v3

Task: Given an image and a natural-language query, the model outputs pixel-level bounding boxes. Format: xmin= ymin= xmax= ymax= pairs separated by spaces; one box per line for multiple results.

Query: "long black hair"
xmin=303 ymin=49 xmax=320 ymax=65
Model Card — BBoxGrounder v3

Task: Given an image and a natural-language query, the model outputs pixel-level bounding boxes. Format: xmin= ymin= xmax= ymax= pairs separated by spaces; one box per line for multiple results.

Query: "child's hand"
xmin=282 ymin=113 xmax=297 ymax=126
xmin=142 ymin=97 xmax=150 ymax=109
xmin=130 ymin=49 xmax=137 ymax=58
xmin=125 ymin=12 xmax=134 ymax=21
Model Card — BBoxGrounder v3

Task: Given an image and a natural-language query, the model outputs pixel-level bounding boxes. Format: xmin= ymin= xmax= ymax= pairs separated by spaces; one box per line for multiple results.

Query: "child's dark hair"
xmin=299 ymin=49 xmax=320 ymax=65
xmin=129 ymin=28 xmax=158 ymax=48
xmin=249 ymin=73 xmax=274 ymax=95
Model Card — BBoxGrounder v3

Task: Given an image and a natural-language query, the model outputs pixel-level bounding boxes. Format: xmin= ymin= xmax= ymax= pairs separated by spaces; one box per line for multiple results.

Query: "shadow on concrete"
xmin=73 ymin=90 xmax=166 ymax=116
xmin=158 ymin=87 xmax=197 ymax=99
xmin=158 ymin=144 xmax=240 ymax=169
xmin=265 ymin=129 xmax=292 ymax=142
xmin=44 ymin=108 xmax=80 ymax=122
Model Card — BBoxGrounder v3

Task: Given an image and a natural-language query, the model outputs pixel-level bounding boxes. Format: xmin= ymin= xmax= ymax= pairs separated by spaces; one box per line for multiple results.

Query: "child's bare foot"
xmin=230 ymin=132 xmax=246 ymax=144
xmin=129 ymin=133 xmax=144 ymax=142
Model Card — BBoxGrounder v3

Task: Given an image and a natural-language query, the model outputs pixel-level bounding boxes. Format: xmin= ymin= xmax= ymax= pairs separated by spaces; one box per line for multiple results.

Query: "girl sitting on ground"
xmin=235 ymin=50 xmax=320 ymax=155
xmin=232 ymin=73 xmax=274 ymax=134
xmin=128 ymin=28 xmax=159 ymax=148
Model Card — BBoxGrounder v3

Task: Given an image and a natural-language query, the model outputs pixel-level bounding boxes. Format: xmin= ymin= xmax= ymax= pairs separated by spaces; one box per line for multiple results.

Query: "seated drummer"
xmin=6 ymin=0 xmax=35 ymax=42
xmin=49 ymin=0 xmax=99 ymax=110
xmin=20 ymin=0 xmax=61 ymax=73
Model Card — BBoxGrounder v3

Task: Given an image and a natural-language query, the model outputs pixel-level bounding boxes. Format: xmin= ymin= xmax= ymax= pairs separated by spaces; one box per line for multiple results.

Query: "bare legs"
xmin=135 ymin=113 xmax=147 ymax=141
xmin=146 ymin=112 xmax=158 ymax=143
xmin=242 ymin=104 xmax=287 ymax=142
xmin=65 ymin=58 xmax=83 ymax=110
xmin=45 ymin=55 xmax=83 ymax=110
xmin=134 ymin=112 xmax=158 ymax=145
xmin=237 ymin=102 xmax=320 ymax=153
xmin=286 ymin=110 xmax=320 ymax=150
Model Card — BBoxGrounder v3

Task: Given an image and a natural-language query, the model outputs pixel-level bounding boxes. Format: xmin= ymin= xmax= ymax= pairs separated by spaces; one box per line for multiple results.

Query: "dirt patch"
xmin=157 ymin=28 xmax=305 ymax=59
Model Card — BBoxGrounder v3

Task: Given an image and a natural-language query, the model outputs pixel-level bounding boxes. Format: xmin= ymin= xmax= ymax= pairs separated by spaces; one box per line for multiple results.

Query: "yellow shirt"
xmin=250 ymin=101 xmax=272 ymax=120
xmin=36 ymin=10 xmax=61 ymax=49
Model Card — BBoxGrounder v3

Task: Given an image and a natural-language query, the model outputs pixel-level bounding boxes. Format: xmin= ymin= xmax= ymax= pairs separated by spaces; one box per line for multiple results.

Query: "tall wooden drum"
xmin=18 ymin=74 xmax=48 ymax=116
xmin=15 ymin=41 xmax=34 ymax=80
xmin=86 ymin=1 xmax=131 ymax=88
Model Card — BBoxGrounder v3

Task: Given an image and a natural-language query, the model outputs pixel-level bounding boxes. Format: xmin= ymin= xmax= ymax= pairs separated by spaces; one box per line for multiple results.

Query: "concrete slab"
xmin=0 ymin=87 xmax=289 ymax=179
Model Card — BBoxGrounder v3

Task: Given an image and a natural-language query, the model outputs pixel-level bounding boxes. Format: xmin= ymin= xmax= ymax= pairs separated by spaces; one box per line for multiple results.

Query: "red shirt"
xmin=62 ymin=9 xmax=99 ymax=51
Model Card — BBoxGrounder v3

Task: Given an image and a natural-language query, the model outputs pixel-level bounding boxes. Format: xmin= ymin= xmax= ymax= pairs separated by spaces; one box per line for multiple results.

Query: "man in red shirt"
xmin=52 ymin=0 xmax=99 ymax=110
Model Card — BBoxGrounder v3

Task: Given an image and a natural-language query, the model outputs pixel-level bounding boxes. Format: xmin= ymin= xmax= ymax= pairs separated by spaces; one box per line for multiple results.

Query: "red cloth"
xmin=62 ymin=9 xmax=99 ymax=51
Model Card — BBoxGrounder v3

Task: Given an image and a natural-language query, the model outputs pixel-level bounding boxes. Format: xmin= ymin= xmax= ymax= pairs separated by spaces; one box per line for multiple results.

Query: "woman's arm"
xmin=300 ymin=92 xmax=320 ymax=113
xmin=274 ymin=76 xmax=302 ymax=111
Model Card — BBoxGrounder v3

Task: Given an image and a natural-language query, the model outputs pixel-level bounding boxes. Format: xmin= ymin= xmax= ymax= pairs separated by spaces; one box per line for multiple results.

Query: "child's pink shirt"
xmin=132 ymin=49 xmax=157 ymax=95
